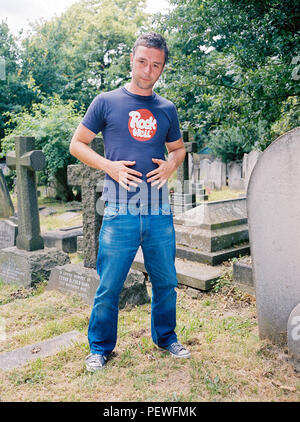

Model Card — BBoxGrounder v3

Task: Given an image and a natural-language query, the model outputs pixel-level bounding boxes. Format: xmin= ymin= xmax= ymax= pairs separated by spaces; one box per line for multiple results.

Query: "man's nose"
xmin=144 ymin=64 xmax=151 ymax=75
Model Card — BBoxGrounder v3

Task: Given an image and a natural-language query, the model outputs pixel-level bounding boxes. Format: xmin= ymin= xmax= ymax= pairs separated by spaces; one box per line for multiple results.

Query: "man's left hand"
xmin=146 ymin=158 xmax=176 ymax=189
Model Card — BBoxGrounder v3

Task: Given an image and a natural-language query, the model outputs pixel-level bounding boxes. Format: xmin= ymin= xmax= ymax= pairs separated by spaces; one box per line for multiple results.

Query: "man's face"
xmin=130 ymin=45 xmax=165 ymax=92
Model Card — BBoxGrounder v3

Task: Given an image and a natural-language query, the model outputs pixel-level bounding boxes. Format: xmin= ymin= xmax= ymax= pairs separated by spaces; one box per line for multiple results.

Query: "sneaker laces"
xmin=171 ymin=342 xmax=186 ymax=353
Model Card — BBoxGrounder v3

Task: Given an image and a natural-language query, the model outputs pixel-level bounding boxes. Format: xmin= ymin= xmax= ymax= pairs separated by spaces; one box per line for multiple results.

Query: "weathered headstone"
xmin=210 ymin=159 xmax=227 ymax=190
xmin=232 ymin=258 xmax=254 ymax=295
xmin=0 ymin=219 xmax=18 ymax=250
xmin=247 ymin=127 xmax=300 ymax=345
xmin=43 ymin=226 xmax=83 ymax=253
xmin=48 ymin=264 xmax=150 ymax=308
xmin=67 ymin=137 xmax=105 ymax=269
xmin=227 ymin=161 xmax=244 ymax=190
xmin=0 ymin=168 xmax=14 ymax=218
xmin=6 ymin=136 xmax=45 ymax=251
xmin=0 ymin=246 xmax=70 ymax=287
xmin=199 ymin=158 xmax=214 ymax=189
xmin=174 ymin=130 xmax=197 ymax=214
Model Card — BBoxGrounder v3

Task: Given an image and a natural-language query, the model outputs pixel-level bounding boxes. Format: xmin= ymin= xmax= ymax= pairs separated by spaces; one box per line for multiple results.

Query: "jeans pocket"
xmin=103 ymin=205 xmax=119 ymax=220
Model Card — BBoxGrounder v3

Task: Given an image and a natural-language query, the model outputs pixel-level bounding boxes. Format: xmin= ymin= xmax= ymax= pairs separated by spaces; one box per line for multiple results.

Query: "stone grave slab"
xmin=0 ymin=247 xmax=70 ymax=288
xmin=247 ymin=126 xmax=300 ymax=345
xmin=43 ymin=225 xmax=83 ymax=253
xmin=48 ymin=264 xmax=150 ymax=309
xmin=0 ymin=219 xmax=18 ymax=250
xmin=232 ymin=258 xmax=254 ymax=295
xmin=0 ymin=331 xmax=81 ymax=371
xmin=173 ymin=197 xmax=250 ymax=265
xmin=132 ymin=247 xmax=222 ymax=291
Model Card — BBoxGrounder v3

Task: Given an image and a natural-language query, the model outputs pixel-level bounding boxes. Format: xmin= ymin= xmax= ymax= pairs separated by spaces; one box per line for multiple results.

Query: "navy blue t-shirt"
xmin=81 ymin=86 xmax=181 ymax=205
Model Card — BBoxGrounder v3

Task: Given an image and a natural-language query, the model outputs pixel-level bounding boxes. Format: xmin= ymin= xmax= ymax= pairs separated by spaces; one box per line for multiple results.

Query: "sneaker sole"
xmin=85 ymin=363 xmax=106 ymax=372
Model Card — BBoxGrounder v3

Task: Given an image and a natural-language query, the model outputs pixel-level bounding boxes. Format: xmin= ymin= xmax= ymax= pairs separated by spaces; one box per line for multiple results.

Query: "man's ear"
xmin=130 ymin=52 xmax=133 ymax=67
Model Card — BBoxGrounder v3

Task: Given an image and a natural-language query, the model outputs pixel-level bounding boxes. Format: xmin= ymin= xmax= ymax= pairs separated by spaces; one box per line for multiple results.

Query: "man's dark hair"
xmin=132 ymin=32 xmax=169 ymax=64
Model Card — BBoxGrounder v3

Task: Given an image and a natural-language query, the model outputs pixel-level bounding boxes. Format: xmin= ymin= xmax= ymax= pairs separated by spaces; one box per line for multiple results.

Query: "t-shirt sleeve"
xmin=166 ymin=104 xmax=182 ymax=143
xmin=81 ymin=95 xmax=106 ymax=135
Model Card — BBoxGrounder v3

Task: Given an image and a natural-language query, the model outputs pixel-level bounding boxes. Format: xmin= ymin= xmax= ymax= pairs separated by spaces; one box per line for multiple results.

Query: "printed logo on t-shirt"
xmin=128 ymin=109 xmax=157 ymax=141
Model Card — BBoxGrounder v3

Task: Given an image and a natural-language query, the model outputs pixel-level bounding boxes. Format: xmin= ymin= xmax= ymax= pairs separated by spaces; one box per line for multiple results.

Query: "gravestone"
xmin=174 ymin=130 xmax=197 ymax=214
xmin=199 ymin=158 xmax=214 ymax=189
xmin=0 ymin=168 xmax=14 ymax=218
xmin=0 ymin=137 xmax=70 ymax=287
xmin=67 ymin=137 xmax=105 ymax=268
xmin=210 ymin=159 xmax=227 ymax=190
xmin=0 ymin=219 xmax=18 ymax=250
xmin=43 ymin=225 xmax=83 ymax=253
xmin=48 ymin=264 xmax=150 ymax=309
xmin=227 ymin=161 xmax=244 ymax=190
xmin=247 ymin=127 xmax=300 ymax=345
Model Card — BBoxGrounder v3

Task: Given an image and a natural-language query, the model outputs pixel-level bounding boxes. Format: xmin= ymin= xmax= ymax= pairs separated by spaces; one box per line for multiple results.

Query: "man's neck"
xmin=125 ymin=82 xmax=153 ymax=96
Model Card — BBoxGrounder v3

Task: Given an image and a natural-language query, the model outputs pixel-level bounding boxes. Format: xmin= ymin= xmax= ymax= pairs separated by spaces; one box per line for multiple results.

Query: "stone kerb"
xmin=247 ymin=126 xmax=300 ymax=346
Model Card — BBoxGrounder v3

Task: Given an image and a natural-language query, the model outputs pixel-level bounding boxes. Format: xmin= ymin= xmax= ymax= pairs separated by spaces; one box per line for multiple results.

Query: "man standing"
xmin=70 ymin=32 xmax=191 ymax=372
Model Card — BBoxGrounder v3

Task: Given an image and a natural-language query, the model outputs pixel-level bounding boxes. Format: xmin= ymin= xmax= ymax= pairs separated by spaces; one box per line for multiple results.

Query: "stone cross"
xmin=177 ymin=130 xmax=197 ymax=188
xmin=6 ymin=136 xmax=45 ymax=251
xmin=67 ymin=137 xmax=105 ymax=269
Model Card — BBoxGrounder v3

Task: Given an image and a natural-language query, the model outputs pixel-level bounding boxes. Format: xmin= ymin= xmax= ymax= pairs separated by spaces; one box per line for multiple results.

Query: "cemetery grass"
xmin=1 ymin=199 xmax=300 ymax=402
xmin=1 ymin=272 xmax=300 ymax=402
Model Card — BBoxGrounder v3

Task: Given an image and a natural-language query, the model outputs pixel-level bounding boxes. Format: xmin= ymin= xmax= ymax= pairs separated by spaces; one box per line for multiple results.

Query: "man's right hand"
xmin=106 ymin=160 xmax=142 ymax=191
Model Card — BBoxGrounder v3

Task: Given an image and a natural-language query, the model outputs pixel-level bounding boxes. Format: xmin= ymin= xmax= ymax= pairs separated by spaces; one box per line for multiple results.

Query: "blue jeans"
xmin=88 ymin=202 xmax=178 ymax=356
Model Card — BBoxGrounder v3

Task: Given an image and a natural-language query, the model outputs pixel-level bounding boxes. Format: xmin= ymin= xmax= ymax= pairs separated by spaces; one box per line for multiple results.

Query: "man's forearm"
xmin=70 ymin=138 xmax=111 ymax=174
xmin=167 ymin=147 xmax=186 ymax=172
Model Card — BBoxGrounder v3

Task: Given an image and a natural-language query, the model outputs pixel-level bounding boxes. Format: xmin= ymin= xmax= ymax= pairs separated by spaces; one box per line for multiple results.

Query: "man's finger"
xmin=147 ymin=173 xmax=161 ymax=183
xmin=146 ymin=168 xmax=159 ymax=178
xmin=123 ymin=160 xmax=136 ymax=166
xmin=157 ymin=179 xmax=167 ymax=189
xmin=126 ymin=168 xmax=143 ymax=177
xmin=152 ymin=158 xmax=164 ymax=164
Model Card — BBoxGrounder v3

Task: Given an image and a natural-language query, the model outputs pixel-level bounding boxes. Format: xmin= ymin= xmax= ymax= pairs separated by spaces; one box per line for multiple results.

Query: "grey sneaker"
xmin=159 ymin=342 xmax=191 ymax=358
xmin=85 ymin=353 xmax=107 ymax=372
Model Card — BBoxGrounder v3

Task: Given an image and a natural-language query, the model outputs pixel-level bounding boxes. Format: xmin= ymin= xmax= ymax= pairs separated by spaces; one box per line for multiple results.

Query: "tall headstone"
xmin=247 ymin=127 xmax=300 ymax=345
xmin=67 ymin=137 xmax=105 ymax=268
xmin=210 ymin=159 xmax=227 ymax=190
xmin=0 ymin=168 xmax=14 ymax=218
xmin=173 ymin=130 xmax=197 ymax=214
xmin=227 ymin=161 xmax=244 ymax=190
xmin=199 ymin=158 xmax=213 ymax=188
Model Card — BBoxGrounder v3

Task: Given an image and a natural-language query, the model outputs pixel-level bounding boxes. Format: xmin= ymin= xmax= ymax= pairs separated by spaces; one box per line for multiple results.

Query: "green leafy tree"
xmin=20 ymin=0 xmax=148 ymax=110
xmin=156 ymin=0 xmax=300 ymax=160
xmin=1 ymin=95 xmax=83 ymax=201
xmin=0 ymin=21 xmax=39 ymax=143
